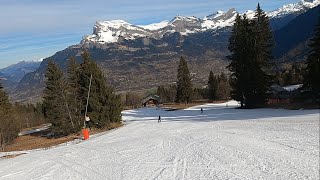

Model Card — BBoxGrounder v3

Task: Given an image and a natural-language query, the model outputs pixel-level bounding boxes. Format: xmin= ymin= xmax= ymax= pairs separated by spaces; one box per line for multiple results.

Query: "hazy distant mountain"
xmin=12 ymin=0 xmax=320 ymax=103
xmin=0 ymin=60 xmax=41 ymax=90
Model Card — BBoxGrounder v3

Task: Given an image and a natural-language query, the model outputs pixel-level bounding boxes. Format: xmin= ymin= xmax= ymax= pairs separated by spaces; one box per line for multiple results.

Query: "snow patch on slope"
xmin=138 ymin=21 xmax=169 ymax=30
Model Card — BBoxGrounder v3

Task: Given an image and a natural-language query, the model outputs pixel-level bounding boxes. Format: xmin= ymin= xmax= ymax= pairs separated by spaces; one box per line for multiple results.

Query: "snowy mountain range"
xmin=82 ymin=0 xmax=320 ymax=45
xmin=268 ymin=0 xmax=319 ymax=18
xmin=8 ymin=0 xmax=320 ymax=103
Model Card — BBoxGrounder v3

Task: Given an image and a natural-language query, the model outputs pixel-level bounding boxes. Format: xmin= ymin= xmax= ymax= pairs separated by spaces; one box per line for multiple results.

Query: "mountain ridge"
xmin=81 ymin=0 xmax=319 ymax=45
xmin=10 ymin=1 xmax=320 ymax=103
xmin=0 ymin=60 xmax=41 ymax=91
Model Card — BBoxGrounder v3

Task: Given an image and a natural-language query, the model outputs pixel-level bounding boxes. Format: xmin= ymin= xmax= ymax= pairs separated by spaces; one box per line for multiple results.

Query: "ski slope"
xmin=0 ymin=101 xmax=319 ymax=179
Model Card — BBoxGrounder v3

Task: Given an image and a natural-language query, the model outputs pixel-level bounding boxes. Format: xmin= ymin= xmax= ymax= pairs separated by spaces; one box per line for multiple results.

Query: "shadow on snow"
xmin=122 ymin=102 xmax=319 ymax=123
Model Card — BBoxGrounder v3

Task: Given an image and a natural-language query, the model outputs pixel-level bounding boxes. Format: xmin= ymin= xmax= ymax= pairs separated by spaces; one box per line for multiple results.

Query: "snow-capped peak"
xmin=268 ymin=0 xmax=320 ymax=18
xmin=83 ymin=20 xmax=151 ymax=44
xmin=202 ymin=8 xmax=238 ymax=30
xmin=244 ymin=10 xmax=255 ymax=19
xmin=82 ymin=0 xmax=319 ymax=45
xmin=214 ymin=10 xmax=225 ymax=18
xmin=206 ymin=8 xmax=237 ymax=20
xmin=96 ymin=20 xmax=132 ymax=29
xmin=301 ymin=0 xmax=320 ymax=7
xmin=170 ymin=16 xmax=200 ymax=23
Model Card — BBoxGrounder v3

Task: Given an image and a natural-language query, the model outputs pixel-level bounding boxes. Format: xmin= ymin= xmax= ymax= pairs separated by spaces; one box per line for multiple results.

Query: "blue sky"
xmin=0 ymin=0 xmax=299 ymax=68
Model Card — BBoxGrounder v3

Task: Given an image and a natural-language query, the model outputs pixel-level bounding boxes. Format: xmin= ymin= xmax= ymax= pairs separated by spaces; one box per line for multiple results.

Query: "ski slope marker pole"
xmin=84 ymin=74 xmax=92 ymax=129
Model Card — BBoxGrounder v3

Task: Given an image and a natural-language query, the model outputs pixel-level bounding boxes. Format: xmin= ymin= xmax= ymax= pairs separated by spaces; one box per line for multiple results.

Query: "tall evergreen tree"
xmin=157 ymin=85 xmax=176 ymax=103
xmin=0 ymin=81 xmax=18 ymax=150
xmin=216 ymin=73 xmax=231 ymax=100
xmin=43 ymin=61 xmax=77 ymax=135
xmin=249 ymin=3 xmax=274 ymax=106
xmin=0 ymin=82 xmax=10 ymax=109
xmin=66 ymin=57 xmax=83 ymax=128
xmin=253 ymin=3 xmax=273 ymax=67
xmin=303 ymin=20 xmax=320 ymax=100
xmin=176 ymin=57 xmax=193 ymax=103
xmin=227 ymin=4 xmax=273 ymax=108
xmin=78 ymin=50 xmax=122 ymax=127
xmin=208 ymin=71 xmax=218 ymax=101
xmin=227 ymin=14 xmax=251 ymax=107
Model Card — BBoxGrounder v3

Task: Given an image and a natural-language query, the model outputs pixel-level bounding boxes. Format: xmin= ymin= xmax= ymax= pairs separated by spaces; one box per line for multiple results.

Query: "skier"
xmin=85 ymin=116 xmax=92 ymax=129
xmin=201 ymin=108 xmax=203 ymax=113
xmin=158 ymin=115 xmax=161 ymax=123
xmin=85 ymin=115 xmax=101 ymax=129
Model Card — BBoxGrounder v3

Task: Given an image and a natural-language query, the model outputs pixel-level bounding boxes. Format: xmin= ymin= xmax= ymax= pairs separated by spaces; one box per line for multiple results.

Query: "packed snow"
xmin=0 ymin=101 xmax=319 ymax=179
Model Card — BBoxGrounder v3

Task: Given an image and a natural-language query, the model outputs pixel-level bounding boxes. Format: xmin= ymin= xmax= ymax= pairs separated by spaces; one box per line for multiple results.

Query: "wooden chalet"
xmin=142 ymin=95 xmax=162 ymax=107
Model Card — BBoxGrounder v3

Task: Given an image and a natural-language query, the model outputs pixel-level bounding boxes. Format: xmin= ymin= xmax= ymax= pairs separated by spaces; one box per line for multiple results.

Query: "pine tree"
xmin=227 ymin=14 xmax=251 ymax=107
xmin=66 ymin=57 xmax=83 ymax=128
xmin=303 ymin=20 xmax=320 ymax=100
xmin=249 ymin=3 xmax=273 ymax=106
xmin=78 ymin=50 xmax=122 ymax=128
xmin=157 ymin=85 xmax=176 ymax=103
xmin=43 ymin=61 xmax=77 ymax=135
xmin=216 ymin=73 xmax=231 ymax=100
xmin=176 ymin=57 xmax=193 ymax=103
xmin=0 ymin=81 xmax=17 ymax=150
xmin=253 ymin=3 xmax=273 ymax=67
xmin=227 ymin=4 xmax=273 ymax=108
xmin=0 ymin=82 xmax=10 ymax=109
xmin=208 ymin=71 xmax=218 ymax=101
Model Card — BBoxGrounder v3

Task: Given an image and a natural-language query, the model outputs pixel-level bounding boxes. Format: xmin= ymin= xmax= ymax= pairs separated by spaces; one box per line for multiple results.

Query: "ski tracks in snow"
xmin=0 ymin=102 xmax=319 ymax=179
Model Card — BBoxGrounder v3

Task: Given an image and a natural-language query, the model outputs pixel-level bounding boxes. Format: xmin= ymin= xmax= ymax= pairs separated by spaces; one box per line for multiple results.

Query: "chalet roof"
xmin=270 ymin=84 xmax=288 ymax=93
xmin=283 ymin=84 xmax=303 ymax=92
xmin=141 ymin=95 xmax=161 ymax=104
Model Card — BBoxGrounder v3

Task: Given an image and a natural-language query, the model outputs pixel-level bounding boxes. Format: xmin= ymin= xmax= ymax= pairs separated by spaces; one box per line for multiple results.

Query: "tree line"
xmin=227 ymin=3 xmax=319 ymax=107
xmin=43 ymin=50 xmax=122 ymax=136
xmin=0 ymin=85 xmax=45 ymax=150
xmin=156 ymin=57 xmax=231 ymax=104
xmin=158 ymin=3 xmax=319 ymax=107
xmin=0 ymin=50 xmax=122 ymax=149
xmin=158 ymin=4 xmax=275 ymax=106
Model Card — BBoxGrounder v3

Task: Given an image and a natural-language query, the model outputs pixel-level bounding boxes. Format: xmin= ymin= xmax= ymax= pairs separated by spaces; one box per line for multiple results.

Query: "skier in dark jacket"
xmin=85 ymin=116 xmax=101 ymax=129
xmin=158 ymin=115 xmax=161 ymax=123
xmin=85 ymin=116 xmax=93 ymax=130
